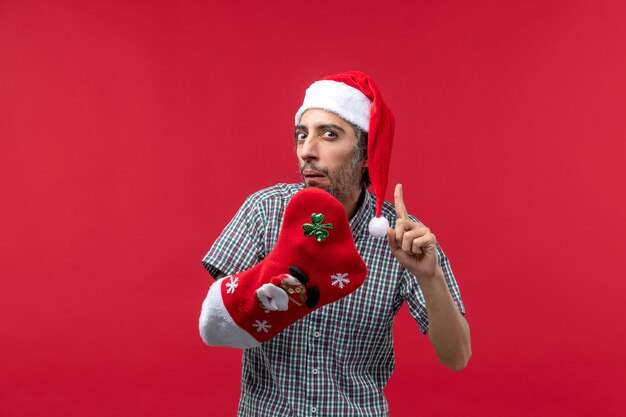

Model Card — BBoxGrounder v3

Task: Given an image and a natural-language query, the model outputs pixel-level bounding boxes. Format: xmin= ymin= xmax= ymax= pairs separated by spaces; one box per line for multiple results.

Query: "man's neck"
xmin=343 ymin=187 xmax=365 ymax=219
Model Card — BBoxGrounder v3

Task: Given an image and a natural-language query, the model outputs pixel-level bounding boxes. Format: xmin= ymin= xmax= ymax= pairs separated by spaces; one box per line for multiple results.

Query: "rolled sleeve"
xmin=400 ymin=243 xmax=465 ymax=334
xmin=201 ymin=194 xmax=266 ymax=280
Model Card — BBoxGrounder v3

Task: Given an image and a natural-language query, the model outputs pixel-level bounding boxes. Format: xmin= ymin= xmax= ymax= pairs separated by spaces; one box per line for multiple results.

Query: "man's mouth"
xmin=302 ymin=169 xmax=326 ymax=179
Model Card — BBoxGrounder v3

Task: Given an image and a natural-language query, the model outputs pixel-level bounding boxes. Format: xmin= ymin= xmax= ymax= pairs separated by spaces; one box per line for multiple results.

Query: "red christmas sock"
xmin=200 ymin=187 xmax=367 ymax=348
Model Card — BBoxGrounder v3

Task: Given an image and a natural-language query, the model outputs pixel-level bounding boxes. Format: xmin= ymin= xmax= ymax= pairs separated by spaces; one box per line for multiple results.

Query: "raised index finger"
xmin=394 ymin=183 xmax=409 ymax=219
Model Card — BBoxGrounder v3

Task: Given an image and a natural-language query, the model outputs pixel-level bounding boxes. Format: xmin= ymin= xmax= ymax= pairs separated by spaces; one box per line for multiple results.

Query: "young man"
xmin=200 ymin=71 xmax=471 ymax=417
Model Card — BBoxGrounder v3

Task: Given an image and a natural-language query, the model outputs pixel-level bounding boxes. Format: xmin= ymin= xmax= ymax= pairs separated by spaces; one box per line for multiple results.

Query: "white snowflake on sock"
xmin=330 ymin=273 xmax=350 ymax=289
xmin=225 ymin=276 xmax=239 ymax=294
xmin=252 ymin=320 xmax=272 ymax=333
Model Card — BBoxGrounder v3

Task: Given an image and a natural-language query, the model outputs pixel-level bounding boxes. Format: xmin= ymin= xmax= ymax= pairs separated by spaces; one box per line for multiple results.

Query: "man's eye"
xmin=322 ymin=131 xmax=337 ymax=139
xmin=295 ymin=132 xmax=307 ymax=141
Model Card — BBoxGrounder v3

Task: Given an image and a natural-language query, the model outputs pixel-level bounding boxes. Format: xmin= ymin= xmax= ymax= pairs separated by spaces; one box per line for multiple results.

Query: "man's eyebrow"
xmin=295 ymin=123 xmax=346 ymax=133
xmin=318 ymin=123 xmax=346 ymax=133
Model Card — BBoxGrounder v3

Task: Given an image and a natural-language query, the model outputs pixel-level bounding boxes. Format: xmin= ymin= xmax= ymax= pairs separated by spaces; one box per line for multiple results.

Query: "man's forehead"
xmin=297 ymin=108 xmax=352 ymax=128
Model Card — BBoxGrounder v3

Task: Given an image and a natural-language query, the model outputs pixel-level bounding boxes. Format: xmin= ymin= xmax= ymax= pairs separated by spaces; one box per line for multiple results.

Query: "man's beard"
xmin=300 ymin=162 xmax=362 ymax=202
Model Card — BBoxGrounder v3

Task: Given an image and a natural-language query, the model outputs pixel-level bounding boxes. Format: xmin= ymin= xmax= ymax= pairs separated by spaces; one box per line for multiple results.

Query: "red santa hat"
xmin=295 ymin=70 xmax=395 ymax=238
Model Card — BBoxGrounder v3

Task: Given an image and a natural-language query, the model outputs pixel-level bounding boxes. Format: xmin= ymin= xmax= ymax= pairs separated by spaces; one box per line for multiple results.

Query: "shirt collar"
xmin=349 ymin=188 xmax=372 ymax=242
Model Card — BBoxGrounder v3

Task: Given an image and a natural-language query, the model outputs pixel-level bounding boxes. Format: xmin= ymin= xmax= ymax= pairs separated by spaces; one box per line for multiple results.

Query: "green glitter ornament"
xmin=302 ymin=213 xmax=333 ymax=242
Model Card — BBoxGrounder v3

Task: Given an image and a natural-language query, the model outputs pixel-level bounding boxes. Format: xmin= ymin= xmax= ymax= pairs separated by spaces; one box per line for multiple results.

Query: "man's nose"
xmin=297 ymin=137 xmax=319 ymax=161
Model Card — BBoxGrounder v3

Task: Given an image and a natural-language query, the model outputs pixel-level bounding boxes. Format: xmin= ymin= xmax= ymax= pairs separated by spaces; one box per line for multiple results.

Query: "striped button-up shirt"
xmin=202 ymin=183 xmax=465 ymax=417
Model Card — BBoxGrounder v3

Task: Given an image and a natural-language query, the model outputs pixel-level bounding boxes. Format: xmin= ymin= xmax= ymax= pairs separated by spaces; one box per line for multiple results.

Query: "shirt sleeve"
xmin=399 ymin=242 xmax=466 ymax=334
xmin=201 ymin=194 xmax=267 ymax=280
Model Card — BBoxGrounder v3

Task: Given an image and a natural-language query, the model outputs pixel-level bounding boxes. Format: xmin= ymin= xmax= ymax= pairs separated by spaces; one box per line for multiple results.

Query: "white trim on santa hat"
xmin=294 ymin=80 xmax=372 ymax=131
xmin=199 ymin=277 xmax=261 ymax=349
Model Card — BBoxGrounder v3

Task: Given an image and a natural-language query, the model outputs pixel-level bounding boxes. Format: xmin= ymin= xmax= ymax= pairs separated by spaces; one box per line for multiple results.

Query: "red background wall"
xmin=1 ymin=1 xmax=625 ymax=416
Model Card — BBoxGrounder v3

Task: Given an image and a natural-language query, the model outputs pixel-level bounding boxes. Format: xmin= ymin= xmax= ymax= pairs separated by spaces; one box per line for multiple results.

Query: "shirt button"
xmin=313 ymin=331 xmax=321 ymax=338
xmin=311 ymin=406 xmax=317 ymax=413
xmin=312 ymin=368 xmax=318 ymax=375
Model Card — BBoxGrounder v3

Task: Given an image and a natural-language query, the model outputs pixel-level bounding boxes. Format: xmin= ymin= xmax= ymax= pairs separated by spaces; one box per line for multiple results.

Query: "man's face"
xmin=295 ymin=109 xmax=366 ymax=203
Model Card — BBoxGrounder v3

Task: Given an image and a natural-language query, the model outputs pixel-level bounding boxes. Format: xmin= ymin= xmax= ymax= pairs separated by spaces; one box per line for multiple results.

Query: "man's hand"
xmin=386 ymin=184 xmax=442 ymax=282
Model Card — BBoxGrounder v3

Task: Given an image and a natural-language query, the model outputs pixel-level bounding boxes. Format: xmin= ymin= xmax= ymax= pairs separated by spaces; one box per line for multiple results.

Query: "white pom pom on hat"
xmin=368 ymin=216 xmax=390 ymax=238
xmin=295 ymin=71 xmax=395 ymax=238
